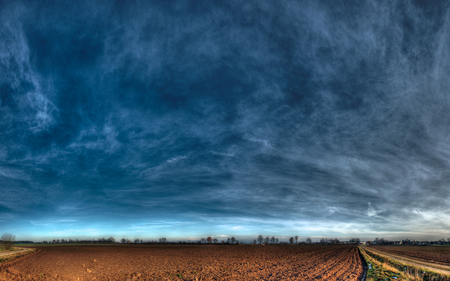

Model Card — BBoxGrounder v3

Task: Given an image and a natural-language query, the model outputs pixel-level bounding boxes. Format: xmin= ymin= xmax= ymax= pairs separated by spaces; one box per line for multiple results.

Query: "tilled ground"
xmin=0 ymin=245 xmax=364 ymax=280
xmin=372 ymin=246 xmax=450 ymax=265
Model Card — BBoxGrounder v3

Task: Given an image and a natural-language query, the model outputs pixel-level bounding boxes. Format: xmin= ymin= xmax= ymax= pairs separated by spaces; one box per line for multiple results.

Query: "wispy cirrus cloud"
xmin=0 ymin=0 xmax=449 ymax=241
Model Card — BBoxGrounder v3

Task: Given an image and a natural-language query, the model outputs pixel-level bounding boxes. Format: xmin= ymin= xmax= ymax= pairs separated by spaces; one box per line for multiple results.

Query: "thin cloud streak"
xmin=0 ymin=0 xmax=449 ymax=241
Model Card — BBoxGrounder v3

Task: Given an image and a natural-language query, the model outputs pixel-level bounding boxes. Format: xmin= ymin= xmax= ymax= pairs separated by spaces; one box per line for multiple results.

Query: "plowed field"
xmin=0 ymin=245 xmax=364 ymax=280
xmin=372 ymin=245 xmax=450 ymax=264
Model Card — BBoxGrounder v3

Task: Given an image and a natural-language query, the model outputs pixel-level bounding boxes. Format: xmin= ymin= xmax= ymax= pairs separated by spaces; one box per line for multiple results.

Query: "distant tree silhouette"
xmin=264 ymin=237 xmax=269 ymax=244
xmin=257 ymin=235 xmax=264 ymax=244
xmin=306 ymin=238 xmax=312 ymax=245
xmin=134 ymin=239 xmax=140 ymax=243
xmin=159 ymin=238 xmax=167 ymax=244
xmin=108 ymin=237 xmax=115 ymax=243
xmin=349 ymin=238 xmax=360 ymax=244
xmin=1 ymin=233 xmax=15 ymax=250
xmin=270 ymin=237 xmax=275 ymax=245
xmin=213 ymin=238 xmax=218 ymax=244
xmin=253 ymin=239 xmax=257 ymax=244
xmin=275 ymin=238 xmax=279 ymax=244
xmin=231 ymin=237 xmax=236 ymax=244
xmin=289 ymin=237 xmax=294 ymax=244
xmin=207 ymin=237 xmax=212 ymax=244
xmin=295 ymin=236 xmax=298 ymax=244
xmin=121 ymin=238 xmax=126 ymax=243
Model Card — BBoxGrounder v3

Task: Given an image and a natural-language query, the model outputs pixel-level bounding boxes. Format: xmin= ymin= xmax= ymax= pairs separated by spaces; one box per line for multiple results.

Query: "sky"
xmin=1 ymin=0 xmax=450 ymax=242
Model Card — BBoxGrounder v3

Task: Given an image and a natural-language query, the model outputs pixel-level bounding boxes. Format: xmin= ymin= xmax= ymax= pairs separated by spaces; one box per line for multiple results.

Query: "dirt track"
xmin=0 ymin=245 xmax=364 ymax=280
xmin=363 ymin=246 xmax=450 ymax=276
xmin=0 ymin=249 xmax=29 ymax=258
xmin=371 ymin=245 xmax=450 ymax=265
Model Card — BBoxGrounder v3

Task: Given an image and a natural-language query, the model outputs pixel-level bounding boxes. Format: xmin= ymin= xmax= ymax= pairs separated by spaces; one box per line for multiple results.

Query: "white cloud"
xmin=230 ymin=226 xmax=244 ymax=230
xmin=368 ymin=202 xmax=377 ymax=217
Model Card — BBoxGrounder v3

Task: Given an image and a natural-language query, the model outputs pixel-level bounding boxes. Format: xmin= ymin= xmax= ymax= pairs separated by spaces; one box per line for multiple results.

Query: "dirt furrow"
xmin=1 ymin=245 xmax=365 ymax=280
xmin=364 ymin=246 xmax=450 ymax=276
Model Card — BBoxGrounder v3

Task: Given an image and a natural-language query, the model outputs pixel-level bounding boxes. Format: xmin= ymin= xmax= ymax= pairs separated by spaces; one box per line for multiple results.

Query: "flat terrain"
xmin=0 ymin=245 xmax=365 ymax=280
xmin=372 ymin=245 xmax=450 ymax=265
xmin=366 ymin=246 xmax=450 ymax=277
xmin=0 ymin=248 xmax=30 ymax=258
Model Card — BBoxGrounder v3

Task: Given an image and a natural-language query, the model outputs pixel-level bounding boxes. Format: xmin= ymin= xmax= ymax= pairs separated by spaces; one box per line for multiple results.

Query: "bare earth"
xmin=0 ymin=249 xmax=29 ymax=258
xmin=364 ymin=246 xmax=450 ymax=276
xmin=0 ymin=245 xmax=365 ymax=281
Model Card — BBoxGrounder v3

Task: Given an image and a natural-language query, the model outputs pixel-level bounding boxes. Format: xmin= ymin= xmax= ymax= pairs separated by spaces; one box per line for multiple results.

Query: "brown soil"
xmin=0 ymin=245 xmax=364 ymax=281
xmin=364 ymin=246 xmax=450 ymax=276
xmin=372 ymin=245 xmax=450 ymax=265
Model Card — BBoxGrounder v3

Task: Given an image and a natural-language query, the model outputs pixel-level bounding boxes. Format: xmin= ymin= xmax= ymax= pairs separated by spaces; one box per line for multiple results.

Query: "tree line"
xmin=2 ymin=232 xmax=363 ymax=245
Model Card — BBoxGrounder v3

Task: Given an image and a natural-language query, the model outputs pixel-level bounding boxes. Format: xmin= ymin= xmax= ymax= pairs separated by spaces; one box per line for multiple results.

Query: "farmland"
xmin=372 ymin=246 xmax=450 ymax=265
xmin=0 ymin=245 xmax=364 ymax=280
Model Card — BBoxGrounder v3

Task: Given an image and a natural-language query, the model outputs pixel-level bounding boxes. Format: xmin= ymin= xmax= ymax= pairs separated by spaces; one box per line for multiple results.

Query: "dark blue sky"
xmin=1 ymin=0 xmax=450 ymax=242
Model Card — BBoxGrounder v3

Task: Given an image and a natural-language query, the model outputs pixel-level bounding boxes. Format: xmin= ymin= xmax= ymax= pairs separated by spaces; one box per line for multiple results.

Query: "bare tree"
xmin=289 ymin=237 xmax=294 ymax=244
xmin=207 ymin=237 xmax=212 ymax=244
xmin=270 ymin=237 xmax=275 ymax=245
xmin=306 ymin=238 xmax=312 ymax=245
xmin=257 ymin=235 xmax=264 ymax=244
xmin=134 ymin=239 xmax=140 ymax=243
xmin=1 ymin=233 xmax=15 ymax=250
xmin=159 ymin=237 xmax=167 ymax=244
xmin=275 ymin=238 xmax=279 ymax=244
xmin=121 ymin=238 xmax=126 ymax=243
xmin=108 ymin=237 xmax=115 ymax=243
xmin=213 ymin=238 xmax=218 ymax=244
xmin=253 ymin=239 xmax=257 ymax=244
xmin=264 ymin=237 xmax=270 ymax=244
xmin=295 ymin=236 xmax=298 ymax=244
xmin=231 ymin=237 xmax=236 ymax=244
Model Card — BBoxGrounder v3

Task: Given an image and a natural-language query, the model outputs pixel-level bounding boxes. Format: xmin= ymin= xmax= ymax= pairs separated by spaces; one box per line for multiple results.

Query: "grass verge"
xmin=359 ymin=247 xmax=450 ymax=281
xmin=0 ymin=247 xmax=19 ymax=253
xmin=0 ymin=248 xmax=37 ymax=264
